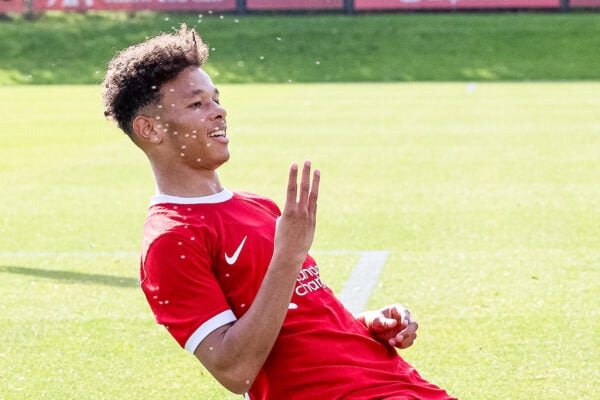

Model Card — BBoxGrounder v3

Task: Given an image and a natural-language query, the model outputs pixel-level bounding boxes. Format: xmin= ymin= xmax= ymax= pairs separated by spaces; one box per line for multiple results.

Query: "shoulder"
xmin=142 ymin=204 xmax=213 ymax=263
xmin=232 ymin=190 xmax=281 ymax=216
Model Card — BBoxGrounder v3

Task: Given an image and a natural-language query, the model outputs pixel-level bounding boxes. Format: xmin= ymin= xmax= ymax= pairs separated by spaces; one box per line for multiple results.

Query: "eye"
xmin=191 ymin=101 xmax=202 ymax=108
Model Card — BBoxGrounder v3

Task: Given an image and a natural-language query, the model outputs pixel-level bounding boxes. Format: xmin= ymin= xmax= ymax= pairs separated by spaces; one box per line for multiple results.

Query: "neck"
xmin=151 ymin=162 xmax=224 ymax=198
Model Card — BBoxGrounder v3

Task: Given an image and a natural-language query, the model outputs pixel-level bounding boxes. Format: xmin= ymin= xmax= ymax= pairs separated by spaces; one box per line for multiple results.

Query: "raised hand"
xmin=273 ymin=160 xmax=320 ymax=269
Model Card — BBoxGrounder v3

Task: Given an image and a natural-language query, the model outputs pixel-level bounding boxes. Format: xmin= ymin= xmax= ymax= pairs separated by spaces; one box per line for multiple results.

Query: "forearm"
xmin=196 ymin=161 xmax=319 ymax=393
xmin=196 ymin=252 xmax=303 ymax=393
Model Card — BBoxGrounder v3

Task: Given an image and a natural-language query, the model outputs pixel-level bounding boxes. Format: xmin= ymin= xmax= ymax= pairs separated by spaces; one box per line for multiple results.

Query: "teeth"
xmin=208 ymin=130 xmax=226 ymax=138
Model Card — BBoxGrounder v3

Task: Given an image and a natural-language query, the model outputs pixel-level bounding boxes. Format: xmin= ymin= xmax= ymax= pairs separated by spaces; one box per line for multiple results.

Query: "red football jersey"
xmin=141 ymin=190 xmax=455 ymax=400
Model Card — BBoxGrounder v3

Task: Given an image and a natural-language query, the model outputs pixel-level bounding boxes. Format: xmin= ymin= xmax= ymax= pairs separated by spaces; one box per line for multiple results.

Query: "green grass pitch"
xmin=0 ymin=82 xmax=599 ymax=399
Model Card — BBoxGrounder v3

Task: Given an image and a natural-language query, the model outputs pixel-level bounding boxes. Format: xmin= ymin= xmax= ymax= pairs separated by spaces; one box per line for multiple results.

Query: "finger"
xmin=390 ymin=305 xmax=411 ymax=327
xmin=388 ymin=335 xmax=402 ymax=347
xmin=399 ymin=321 xmax=418 ymax=337
xmin=395 ymin=322 xmax=418 ymax=348
xmin=390 ymin=333 xmax=415 ymax=349
xmin=371 ymin=315 xmax=397 ymax=332
xmin=298 ymin=160 xmax=312 ymax=208
xmin=285 ymin=162 xmax=299 ymax=208
xmin=398 ymin=331 xmax=416 ymax=349
xmin=308 ymin=168 xmax=320 ymax=215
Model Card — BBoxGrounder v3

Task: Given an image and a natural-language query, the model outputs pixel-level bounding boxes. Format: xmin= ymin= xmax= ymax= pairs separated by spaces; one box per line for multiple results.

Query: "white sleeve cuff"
xmin=184 ymin=310 xmax=237 ymax=353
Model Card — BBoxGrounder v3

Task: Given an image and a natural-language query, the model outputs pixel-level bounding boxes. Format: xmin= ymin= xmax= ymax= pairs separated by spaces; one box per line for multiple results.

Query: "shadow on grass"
xmin=0 ymin=265 xmax=139 ymax=288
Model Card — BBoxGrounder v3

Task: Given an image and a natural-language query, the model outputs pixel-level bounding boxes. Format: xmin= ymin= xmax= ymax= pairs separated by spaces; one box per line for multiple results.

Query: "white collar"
xmin=150 ymin=189 xmax=233 ymax=205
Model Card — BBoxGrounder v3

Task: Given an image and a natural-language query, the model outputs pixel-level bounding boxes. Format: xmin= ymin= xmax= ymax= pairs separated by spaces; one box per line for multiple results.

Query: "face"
xmin=152 ymin=66 xmax=229 ymax=171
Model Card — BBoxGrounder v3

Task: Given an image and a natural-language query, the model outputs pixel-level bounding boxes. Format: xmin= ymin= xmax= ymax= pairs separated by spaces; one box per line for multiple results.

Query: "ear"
xmin=132 ymin=115 xmax=163 ymax=144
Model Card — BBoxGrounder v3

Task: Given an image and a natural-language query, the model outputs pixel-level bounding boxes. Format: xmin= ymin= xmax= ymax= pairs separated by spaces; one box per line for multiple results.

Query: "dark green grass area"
xmin=0 ymin=11 xmax=599 ymax=84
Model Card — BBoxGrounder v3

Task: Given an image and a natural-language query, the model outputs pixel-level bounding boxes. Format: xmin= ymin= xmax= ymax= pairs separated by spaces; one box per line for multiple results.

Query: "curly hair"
xmin=102 ymin=25 xmax=209 ymax=137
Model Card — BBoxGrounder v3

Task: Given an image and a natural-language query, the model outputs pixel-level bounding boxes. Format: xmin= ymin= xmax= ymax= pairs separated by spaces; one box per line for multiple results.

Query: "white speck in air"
xmin=219 ymin=15 xmax=224 ymax=19
xmin=181 ymin=255 xmax=186 ymax=259
xmin=209 ymin=346 xmax=214 ymax=351
xmin=192 ymin=135 xmax=197 ymax=139
xmin=173 ymin=131 xmax=178 ymax=135
xmin=164 ymin=17 xmax=169 ymax=21
xmin=240 ymin=303 xmax=246 ymax=308
xmin=245 ymin=380 xmax=250 ymax=385
xmin=169 ymin=88 xmax=175 ymax=92
xmin=171 ymin=103 xmax=175 ymax=107
xmin=206 ymin=143 xmax=212 ymax=147
xmin=180 ymin=153 xmax=185 ymax=157
xmin=187 ymin=208 xmax=192 ymax=211
xmin=157 ymin=104 xmax=163 ymax=109
xmin=155 ymin=116 xmax=161 ymax=120
xmin=315 ymin=61 xmax=320 ymax=65
xmin=196 ymin=158 xmax=202 ymax=162
xmin=151 ymin=85 xmax=157 ymax=90
xmin=234 ymin=19 xmax=239 ymax=23
xmin=192 ymin=130 xmax=197 ymax=133
xmin=259 ymin=56 xmax=265 ymax=60
xmin=185 ymin=133 xmax=190 ymax=138
xmin=191 ymin=236 xmax=196 ymax=240
xmin=225 ymin=273 xmax=230 ymax=278
xmin=276 ymin=37 xmax=282 ymax=41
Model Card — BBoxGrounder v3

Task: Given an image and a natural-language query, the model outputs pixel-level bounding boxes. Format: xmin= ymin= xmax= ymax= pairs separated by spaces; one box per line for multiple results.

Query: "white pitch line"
xmin=0 ymin=249 xmax=390 ymax=314
xmin=338 ymin=251 xmax=389 ymax=314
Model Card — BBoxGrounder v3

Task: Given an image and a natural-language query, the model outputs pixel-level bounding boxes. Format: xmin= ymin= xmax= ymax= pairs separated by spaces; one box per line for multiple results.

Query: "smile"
xmin=208 ymin=130 xmax=226 ymax=138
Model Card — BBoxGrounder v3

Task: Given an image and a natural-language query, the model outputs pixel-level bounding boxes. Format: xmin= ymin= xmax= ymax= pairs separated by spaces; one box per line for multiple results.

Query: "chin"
xmin=215 ymin=152 xmax=231 ymax=168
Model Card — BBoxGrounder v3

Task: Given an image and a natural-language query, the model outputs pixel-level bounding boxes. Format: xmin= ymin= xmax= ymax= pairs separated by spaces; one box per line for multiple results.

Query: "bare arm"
xmin=194 ymin=161 xmax=320 ymax=394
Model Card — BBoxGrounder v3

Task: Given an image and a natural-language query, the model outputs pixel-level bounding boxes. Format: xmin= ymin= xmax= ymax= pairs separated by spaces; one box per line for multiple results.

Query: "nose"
xmin=211 ymin=101 xmax=227 ymax=120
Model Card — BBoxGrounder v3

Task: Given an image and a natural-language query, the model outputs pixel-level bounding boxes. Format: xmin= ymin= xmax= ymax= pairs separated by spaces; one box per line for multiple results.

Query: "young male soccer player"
xmin=102 ymin=26 xmax=457 ymax=400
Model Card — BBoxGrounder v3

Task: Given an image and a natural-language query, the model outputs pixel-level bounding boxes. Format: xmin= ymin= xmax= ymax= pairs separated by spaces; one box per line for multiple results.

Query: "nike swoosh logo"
xmin=225 ymin=236 xmax=247 ymax=265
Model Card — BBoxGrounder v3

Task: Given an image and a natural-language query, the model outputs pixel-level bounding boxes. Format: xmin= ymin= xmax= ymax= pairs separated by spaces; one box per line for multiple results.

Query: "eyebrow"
xmin=186 ymin=88 xmax=220 ymax=98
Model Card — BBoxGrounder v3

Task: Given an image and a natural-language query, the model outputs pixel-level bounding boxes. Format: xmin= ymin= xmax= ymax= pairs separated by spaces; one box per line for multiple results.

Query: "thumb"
xmin=371 ymin=315 xmax=398 ymax=331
